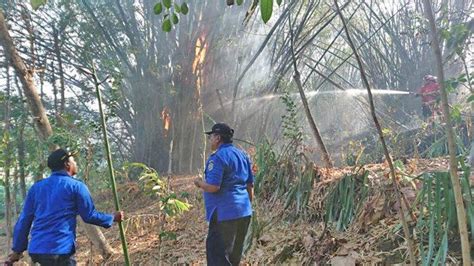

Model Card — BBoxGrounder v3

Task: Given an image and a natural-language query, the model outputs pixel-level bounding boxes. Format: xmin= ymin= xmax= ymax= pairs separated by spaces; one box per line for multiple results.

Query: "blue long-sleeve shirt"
xmin=12 ymin=171 xmax=114 ymax=254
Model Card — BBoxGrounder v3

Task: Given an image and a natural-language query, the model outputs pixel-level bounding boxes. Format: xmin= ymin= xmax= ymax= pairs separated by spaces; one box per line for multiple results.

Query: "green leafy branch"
xmin=125 ymin=162 xmax=191 ymax=217
xmin=154 ymin=0 xmax=189 ymax=32
xmin=154 ymin=0 xmax=286 ymax=32
xmin=280 ymin=89 xmax=303 ymax=147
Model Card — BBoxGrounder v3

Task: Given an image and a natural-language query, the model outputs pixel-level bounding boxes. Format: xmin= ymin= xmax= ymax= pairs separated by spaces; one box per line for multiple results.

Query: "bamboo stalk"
xmin=288 ymin=12 xmax=333 ymax=168
xmin=421 ymin=1 xmax=471 ymax=264
xmin=92 ymin=64 xmax=130 ymax=265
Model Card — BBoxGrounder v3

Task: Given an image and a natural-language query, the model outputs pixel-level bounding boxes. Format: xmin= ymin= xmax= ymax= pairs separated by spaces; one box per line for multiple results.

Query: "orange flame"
xmin=192 ymin=36 xmax=208 ymax=74
xmin=161 ymin=107 xmax=172 ymax=137
xmin=193 ymin=35 xmax=208 ymax=96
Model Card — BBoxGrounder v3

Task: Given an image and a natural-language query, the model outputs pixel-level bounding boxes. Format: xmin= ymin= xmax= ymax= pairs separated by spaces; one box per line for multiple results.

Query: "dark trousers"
xmin=206 ymin=213 xmax=251 ymax=266
xmin=30 ymin=254 xmax=76 ymax=266
xmin=422 ymin=104 xmax=432 ymax=119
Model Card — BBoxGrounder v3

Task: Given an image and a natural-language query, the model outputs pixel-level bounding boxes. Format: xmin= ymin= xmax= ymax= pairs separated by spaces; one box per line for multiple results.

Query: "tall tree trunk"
xmin=422 ymin=1 xmax=472 ymax=264
xmin=13 ymin=165 xmax=19 ymax=219
xmin=39 ymin=71 xmax=44 ymax=100
xmin=288 ymin=14 xmax=333 ymax=168
xmin=14 ymin=74 xmax=27 ymax=200
xmin=189 ymin=121 xmax=198 ymax=172
xmin=0 ymin=11 xmax=52 ymax=141
xmin=3 ymin=149 xmax=13 ymax=256
xmin=17 ymin=123 xmax=26 ymax=200
xmin=4 ymin=64 xmax=13 ymax=256
xmin=334 ymin=1 xmax=416 ymax=264
xmin=293 ymin=70 xmax=333 ymax=168
xmin=0 ymin=10 xmax=114 ymax=258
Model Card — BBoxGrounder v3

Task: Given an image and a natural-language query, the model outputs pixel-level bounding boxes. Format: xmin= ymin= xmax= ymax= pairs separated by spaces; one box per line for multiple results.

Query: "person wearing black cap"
xmin=6 ymin=148 xmax=123 ymax=265
xmin=194 ymin=123 xmax=254 ymax=266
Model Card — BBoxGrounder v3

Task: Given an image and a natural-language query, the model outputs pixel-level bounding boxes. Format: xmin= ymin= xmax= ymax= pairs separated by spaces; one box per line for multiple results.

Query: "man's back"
xmin=29 ymin=172 xmax=80 ymax=254
xmin=203 ymin=143 xmax=253 ymax=222
xmin=13 ymin=171 xmax=113 ymax=255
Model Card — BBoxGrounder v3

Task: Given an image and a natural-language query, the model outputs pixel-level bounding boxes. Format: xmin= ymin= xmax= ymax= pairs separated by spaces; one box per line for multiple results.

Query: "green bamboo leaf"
xmin=159 ymin=231 xmax=177 ymax=240
xmin=125 ymin=162 xmax=148 ymax=170
xmin=260 ymin=0 xmax=273 ymax=23
xmin=181 ymin=2 xmax=189 ymax=15
xmin=172 ymin=13 xmax=179 ymax=24
xmin=163 ymin=0 xmax=172 ymax=8
xmin=433 ymin=231 xmax=448 ymax=265
xmin=467 ymin=94 xmax=474 ymax=103
xmin=425 ymin=176 xmax=436 ymax=264
xmin=162 ymin=18 xmax=172 ymax=32
xmin=460 ymin=168 xmax=474 ymax=239
xmin=138 ymin=173 xmax=156 ymax=181
xmin=154 ymin=2 xmax=163 ymax=14
xmin=175 ymin=200 xmax=192 ymax=211
xmin=434 ymin=175 xmax=442 ymax=236
xmin=236 ymin=0 xmax=244 ymax=5
xmin=31 ymin=0 xmax=47 ymax=10
xmin=336 ymin=208 xmax=344 ymax=230
xmin=174 ymin=3 xmax=181 ymax=13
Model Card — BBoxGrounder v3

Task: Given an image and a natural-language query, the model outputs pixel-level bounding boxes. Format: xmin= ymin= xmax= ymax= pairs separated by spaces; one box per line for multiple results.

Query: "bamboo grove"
xmin=0 ymin=0 xmax=473 ymax=264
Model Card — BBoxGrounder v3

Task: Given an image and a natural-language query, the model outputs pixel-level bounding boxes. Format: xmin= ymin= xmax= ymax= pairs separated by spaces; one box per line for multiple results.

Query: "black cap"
xmin=205 ymin=123 xmax=234 ymax=137
xmin=47 ymin=148 xmax=76 ymax=171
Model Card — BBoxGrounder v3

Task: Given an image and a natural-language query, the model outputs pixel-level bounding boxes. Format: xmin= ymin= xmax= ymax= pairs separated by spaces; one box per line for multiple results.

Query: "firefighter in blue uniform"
xmin=194 ymin=123 xmax=254 ymax=266
xmin=6 ymin=148 xmax=123 ymax=265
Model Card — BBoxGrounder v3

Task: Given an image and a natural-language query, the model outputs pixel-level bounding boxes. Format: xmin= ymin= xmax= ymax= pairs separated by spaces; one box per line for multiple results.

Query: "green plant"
xmin=253 ymin=137 xmax=316 ymax=220
xmin=280 ymin=89 xmax=303 ymax=149
xmin=253 ymin=139 xmax=277 ymax=197
xmin=124 ymin=162 xmax=191 ymax=217
xmin=283 ymin=161 xmax=315 ymax=217
xmin=344 ymin=140 xmax=366 ymax=166
xmin=324 ymin=169 xmax=369 ymax=231
xmin=414 ymin=167 xmax=473 ymax=265
xmin=421 ymin=124 xmax=467 ymax=158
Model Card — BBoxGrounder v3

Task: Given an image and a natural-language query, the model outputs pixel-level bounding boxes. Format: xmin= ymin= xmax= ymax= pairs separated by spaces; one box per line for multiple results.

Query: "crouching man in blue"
xmin=194 ymin=123 xmax=254 ymax=266
xmin=6 ymin=148 xmax=123 ymax=265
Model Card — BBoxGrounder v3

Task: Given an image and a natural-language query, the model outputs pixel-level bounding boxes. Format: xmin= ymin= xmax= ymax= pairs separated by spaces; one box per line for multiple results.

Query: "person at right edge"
xmin=194 ymin=123 xmax=254 ymax=266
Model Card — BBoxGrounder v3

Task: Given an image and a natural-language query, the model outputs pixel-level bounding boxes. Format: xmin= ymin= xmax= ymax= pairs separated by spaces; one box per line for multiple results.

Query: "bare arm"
xmin=247 ymin=183 xmax=254 ymax=202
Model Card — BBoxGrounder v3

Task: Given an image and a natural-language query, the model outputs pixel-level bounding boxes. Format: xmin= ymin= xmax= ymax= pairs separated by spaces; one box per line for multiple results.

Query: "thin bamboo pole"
xmin=333 ymin=1 xmax=416 ymax=265
xmin=92 ymin=64 xmax=131 ymax=265
xmin=422 ymin=1 xmax=471 ymax=264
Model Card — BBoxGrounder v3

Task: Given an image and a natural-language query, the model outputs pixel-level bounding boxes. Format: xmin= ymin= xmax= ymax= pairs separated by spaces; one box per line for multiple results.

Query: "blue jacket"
xmin=204 ymin=143 xmax=253 ymax=222
xmin=12 ymin=171 xmax=114 ymax=254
